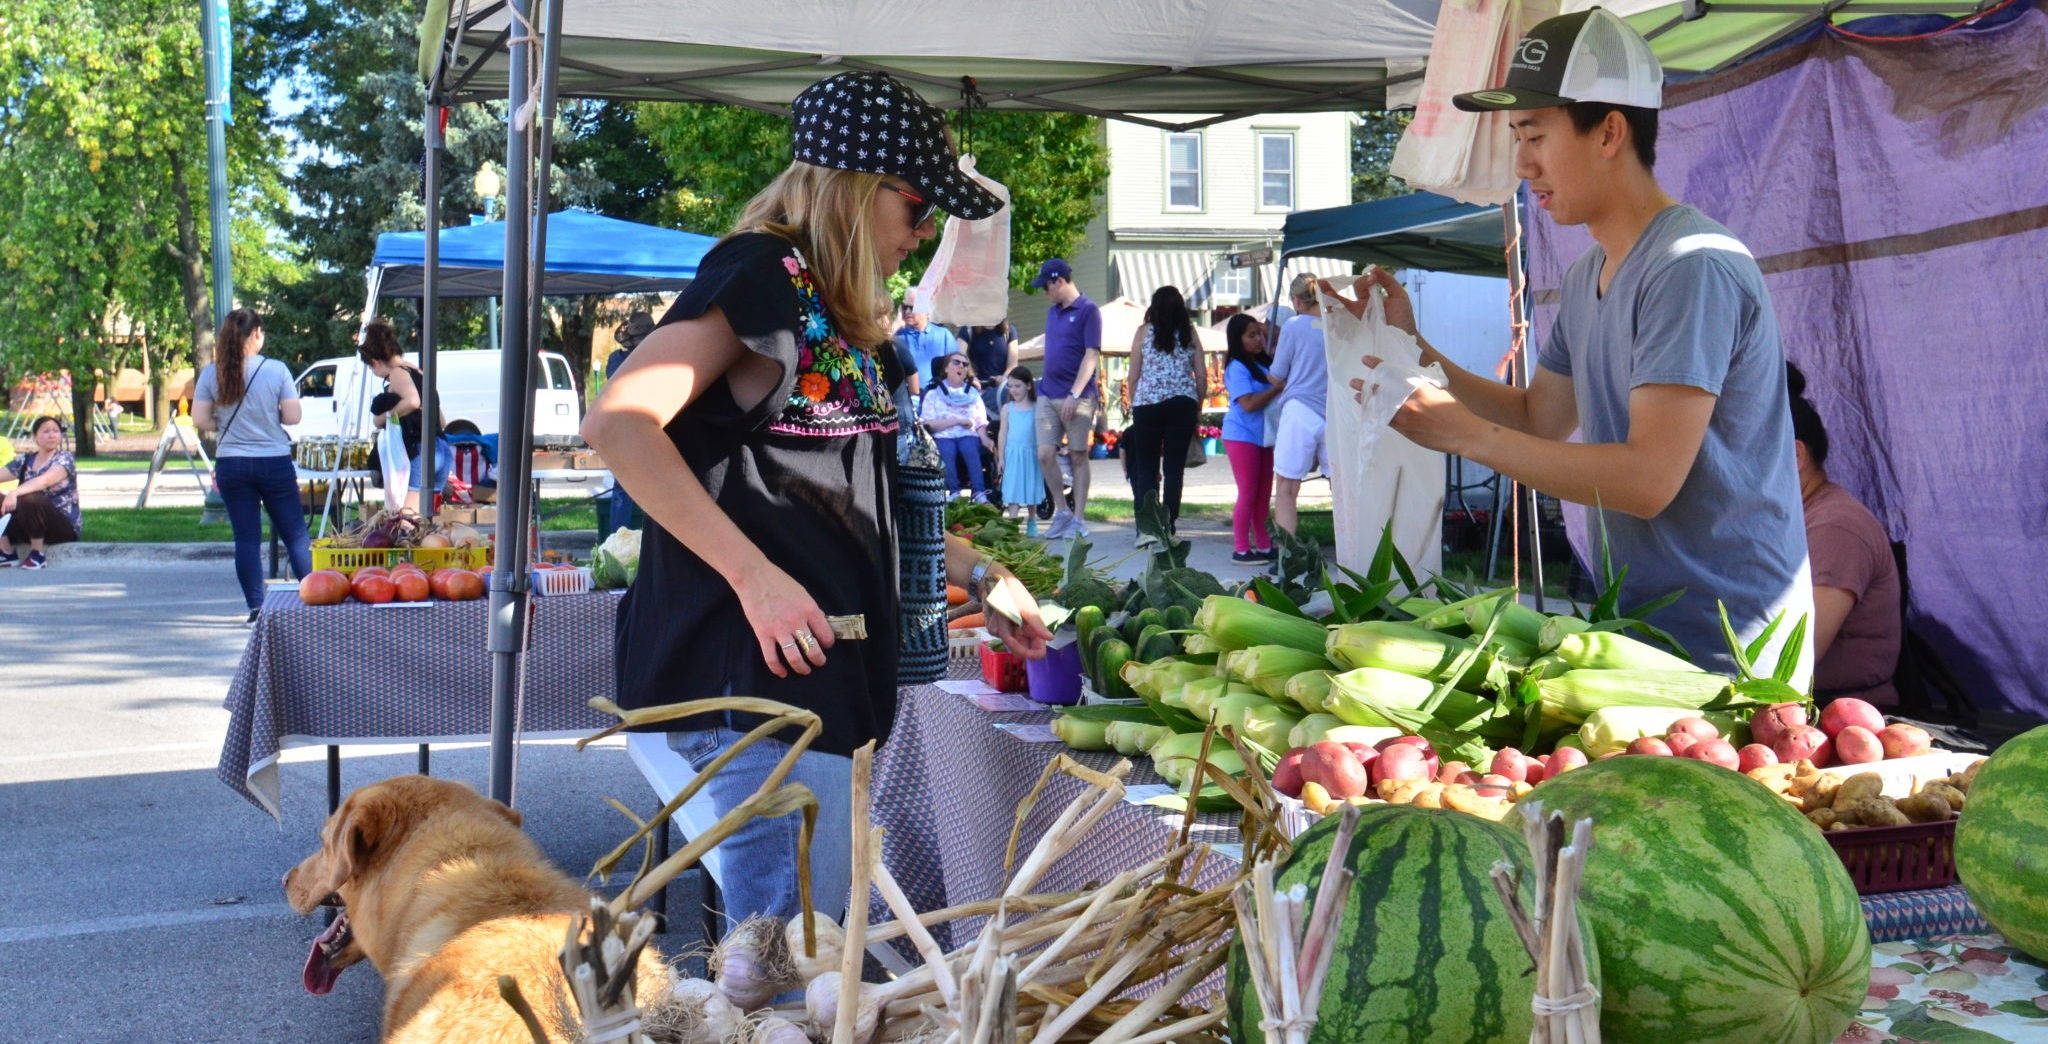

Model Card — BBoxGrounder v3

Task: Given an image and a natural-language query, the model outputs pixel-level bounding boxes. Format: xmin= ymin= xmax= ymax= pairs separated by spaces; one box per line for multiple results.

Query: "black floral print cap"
xmin=790 ymin=71 xmax=1005 ymax=222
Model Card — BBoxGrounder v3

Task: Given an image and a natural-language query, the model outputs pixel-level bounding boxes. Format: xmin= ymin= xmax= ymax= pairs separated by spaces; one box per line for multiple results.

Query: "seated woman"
xmin=1 ymin=416 xmax=82 ymax=569
xmin=1789 ymin=366 xmax=1901 ymax=705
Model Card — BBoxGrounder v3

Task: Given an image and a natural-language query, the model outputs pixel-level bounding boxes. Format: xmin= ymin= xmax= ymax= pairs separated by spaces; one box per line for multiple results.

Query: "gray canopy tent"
xmin=413 ymin=0 xmax=1457 ymax=805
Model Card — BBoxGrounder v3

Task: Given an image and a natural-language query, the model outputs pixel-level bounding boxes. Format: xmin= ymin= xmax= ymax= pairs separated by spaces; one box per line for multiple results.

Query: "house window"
xmin=1257 ymin=132 xmax=1294 ymax=211
xmin=1213 ymin=266 xmax=1251 ymax=302
xmin=1166 ymin=132 xmax=1202 ymax=210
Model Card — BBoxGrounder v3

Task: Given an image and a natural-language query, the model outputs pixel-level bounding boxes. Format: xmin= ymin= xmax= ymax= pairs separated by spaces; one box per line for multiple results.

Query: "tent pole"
xmin=487 ymin=0 xmax=537 ymax=808
xmin=421 ymin=103 xmax=443 ymax=525
xmin=1503 ymin=190 xmax=1546 ymax=612
xmin=526 ymin=0 xmax=565 ymax=371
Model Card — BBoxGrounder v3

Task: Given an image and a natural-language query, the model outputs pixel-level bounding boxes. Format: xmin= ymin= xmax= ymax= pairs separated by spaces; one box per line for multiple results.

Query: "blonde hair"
xmin=734 ymin=163 xmax=891 ymax=350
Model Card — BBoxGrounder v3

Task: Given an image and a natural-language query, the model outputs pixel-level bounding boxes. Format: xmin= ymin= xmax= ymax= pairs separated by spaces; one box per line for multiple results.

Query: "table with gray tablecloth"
xmin=217 ymin=586 xmax=622 ymax=820
xmin=869 ymin=670 xmax=1243 ymax=950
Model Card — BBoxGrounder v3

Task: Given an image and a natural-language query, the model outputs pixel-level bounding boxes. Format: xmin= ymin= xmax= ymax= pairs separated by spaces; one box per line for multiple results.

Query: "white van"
xmin=286 ymin=349 xmax=582 ymax=441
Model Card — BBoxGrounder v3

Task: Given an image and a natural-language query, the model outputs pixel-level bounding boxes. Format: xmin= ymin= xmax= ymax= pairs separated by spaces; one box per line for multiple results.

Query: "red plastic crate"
xmin=979 ymin=641 xmax=1028 ymax=693
xmin=1824 ymin=819 xmax=1957 ymax=895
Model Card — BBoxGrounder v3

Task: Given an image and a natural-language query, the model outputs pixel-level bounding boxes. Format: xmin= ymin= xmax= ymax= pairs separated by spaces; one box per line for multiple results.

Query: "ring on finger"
xmin=795 ymin=629 xmax=818 ymax=653
xmin=779 ymin=637 xmax=800 ymax=651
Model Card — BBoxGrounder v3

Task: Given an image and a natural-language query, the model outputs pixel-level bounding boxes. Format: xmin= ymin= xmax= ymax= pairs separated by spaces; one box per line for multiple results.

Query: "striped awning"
xmin=1112 ymin=250 xmax=1225 ymax=310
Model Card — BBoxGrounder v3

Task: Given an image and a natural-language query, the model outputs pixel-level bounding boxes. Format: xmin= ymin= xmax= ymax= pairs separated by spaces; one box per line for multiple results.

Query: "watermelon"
xmin=1226 ymin=804 xmax=1595 ymax=1043
xmin=1524 ymin=756 xmax=1869 ymax=1043
xmin=1955 ymin=725 xmax=2048 ymax=961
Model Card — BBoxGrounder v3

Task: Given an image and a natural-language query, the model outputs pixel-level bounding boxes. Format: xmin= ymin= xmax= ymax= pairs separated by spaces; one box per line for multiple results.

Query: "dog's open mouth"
xmin=302 ymin=902 xmax=355 ymax=995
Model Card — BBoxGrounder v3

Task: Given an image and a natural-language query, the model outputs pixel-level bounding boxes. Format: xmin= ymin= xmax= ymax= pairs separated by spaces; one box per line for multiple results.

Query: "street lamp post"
xmin=474 ymin=166 xmax=504 ymax=352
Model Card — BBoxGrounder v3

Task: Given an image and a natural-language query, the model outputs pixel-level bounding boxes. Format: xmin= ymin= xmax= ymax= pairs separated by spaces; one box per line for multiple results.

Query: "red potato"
xmin=1523 ymin=759 xmax=1547 ymax=785
xmin=1668 ymin=717 xmax=1721 ymax=741
xmin=1597 ymin=750 xmax=1627 ymax=761
xmin=1751 ymin=703 xmax=1808 ymax=748
xmin=1305 ymin=741 xmax=1370 ymax=799
xmin=1773 ymin=724 xmax=1832 ymax=766
xmin=1626 ymin=737 xmax=1674 ymax=757
xmin=1737 ymin=743 xmax=1780 ymax=773
xmin=1664 ymin=731 xmax=1702 ymax=758
xmin=1436 ymin=760 xmax=1473 ymax=785
xmin=1472 ymin=773 xmax=1514 ymax=798
xmin=1376 ymin=735 xmax=1439 ymax=780
xmin=1832 ymin=725 xmax=1884 ymax=765
xmin=1490 ymin=748 xmax=1534 ymax=784
xmin=1272 ymin=749 xmax=1309 ymax=799
xmin=1370 ymin=744 xmax=1431 ymax=786
xmin=1343 ymin=742 xmax=1381 ymax=769
xmin=1455 ymin=770 xmax=1484 ymax=785
xmin=1819 ymin=697 xmax=1886 ymax=739
xmin=1547 ymin=747 xmax=1589 ymax=774
xmin=1878 ymin=723 xmax=1933 ymax=760
xmin=1686 ymin=737 xmax=1741 ymax=770
xmin=298 ymin=569 xmax=351 ymax=606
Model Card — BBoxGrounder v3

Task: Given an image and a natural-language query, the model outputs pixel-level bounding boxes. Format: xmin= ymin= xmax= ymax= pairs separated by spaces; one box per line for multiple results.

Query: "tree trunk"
xmin=167 ymin=149 xmax=216 ymax=377
xmin=70 ymin=374 xmax=97 ymax=458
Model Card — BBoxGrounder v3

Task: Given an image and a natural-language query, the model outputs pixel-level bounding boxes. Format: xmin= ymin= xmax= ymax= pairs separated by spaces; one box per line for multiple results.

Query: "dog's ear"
xmin=305 ymin=790 xmax=387 ymax=898
xmin=490 ymin=799 xmax=523 ymax=829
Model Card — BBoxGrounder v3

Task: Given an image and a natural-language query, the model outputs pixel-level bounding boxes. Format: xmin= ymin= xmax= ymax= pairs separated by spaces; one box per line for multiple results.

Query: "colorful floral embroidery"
xmin=770 ymin=248 xmax=898 ymax=438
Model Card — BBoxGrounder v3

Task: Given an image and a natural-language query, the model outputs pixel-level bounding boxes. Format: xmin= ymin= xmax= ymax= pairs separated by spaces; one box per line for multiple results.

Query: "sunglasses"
xmin=889 ymin=185 xmax=938 ymax=229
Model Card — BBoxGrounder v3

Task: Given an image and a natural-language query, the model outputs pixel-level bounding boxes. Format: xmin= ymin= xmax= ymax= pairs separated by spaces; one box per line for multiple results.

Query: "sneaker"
xmin=1044 ymin=510 xmax=1075 ymax=539
xmin=1252 ymin=547 xmax=1276 ymax=561
xmin=0 ymin=551 xmax=16 ymax=568
xmin=1072 ymin=518 xmax=1090 ymax=538
xmin=1134 ymin=533 xmax=1160 ymax=550
xmin=20 ymin=551 xmax=46 ymax=570
xmin=246 ymin=608 xmax=261 ymax=624
xmin=1231 ymin=550 xmax=1263 ymax=564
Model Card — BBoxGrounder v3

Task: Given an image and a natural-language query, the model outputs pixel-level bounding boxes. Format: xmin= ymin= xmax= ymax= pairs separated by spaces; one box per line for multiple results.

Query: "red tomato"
xmin=298 ymin=569 xmax=351 ymax=606
xmin=445 ymin=570 xmax=486 ymax=601
xmin=351 ymin=575 xmax=397 ymax=604
xmin=353 ymin=565 xmax=390 ymax=581
xmin=394 ymin=571 xmax=430 ymax=602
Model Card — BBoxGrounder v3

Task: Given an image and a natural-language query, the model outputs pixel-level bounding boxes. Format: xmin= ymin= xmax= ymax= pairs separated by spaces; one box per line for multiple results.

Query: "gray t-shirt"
xmin=1267 ymin=313 xmax=1327 ymax=417
xmin=1538 ymin=205 xmax=1813 ymax=677
xmin=196 ymin=355 xmax=298 ymax=458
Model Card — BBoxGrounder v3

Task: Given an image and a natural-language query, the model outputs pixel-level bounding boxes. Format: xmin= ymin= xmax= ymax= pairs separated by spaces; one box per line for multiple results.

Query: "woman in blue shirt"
xmin=1222 ymin=313 xmax=1286 ymax=563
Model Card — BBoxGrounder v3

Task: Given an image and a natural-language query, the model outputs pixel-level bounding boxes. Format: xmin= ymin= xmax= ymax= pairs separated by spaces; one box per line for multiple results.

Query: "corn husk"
xmin=1195 ymin=594 xmax=1331 ymax=654
xmin=1226 ymin=645 xmax=1340 ymax=703
xmin=1323 ymin=667 xmax=1435 ymax=727
xmin=1326 ymin=621 xmax=1489 ymax=689
xmin=1281 ymin=670 xmax=1338 ymax=714
xmin=1537 ymin=669 xmax=1734 ymax=727
xmin=1554 ymin=630 xmax=1702 ymax=673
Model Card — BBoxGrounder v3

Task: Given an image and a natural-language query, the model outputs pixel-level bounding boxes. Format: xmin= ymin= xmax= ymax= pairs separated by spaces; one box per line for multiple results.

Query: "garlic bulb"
xmin=713 ymin=916 xmax=798 ymax=1011
xmin=664 ymin=977 xmax=744 ymax=1044
xmin=785 ymin=912 xmax=846 ymax=984
xmin=804 ymin=972 xmax=877 ymax=1043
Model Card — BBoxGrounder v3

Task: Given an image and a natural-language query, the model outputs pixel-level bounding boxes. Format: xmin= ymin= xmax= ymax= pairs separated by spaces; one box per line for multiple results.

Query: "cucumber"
xmin=1133 ymin=624 xmax=1168 ymax=662
xmin=1074 ymin=605 xmax=1106 ymax=668
xmin=1094 ymin=639 xmax=1135 ymax=699
xmin=1163 ymin=604 xmax=1194 ymax=633
xmin=1137 ymin=628 xmax=1180 ymax=664
xmin=1086 ymin=625 xmax=1122 ymax=681
xmin=1125 ymin=607 xmax=1166 ymax=645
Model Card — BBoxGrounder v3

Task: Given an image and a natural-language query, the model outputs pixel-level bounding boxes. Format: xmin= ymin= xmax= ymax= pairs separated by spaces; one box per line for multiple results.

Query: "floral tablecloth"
xmin=1838 ymin=934 xmax=2048 ymax=1043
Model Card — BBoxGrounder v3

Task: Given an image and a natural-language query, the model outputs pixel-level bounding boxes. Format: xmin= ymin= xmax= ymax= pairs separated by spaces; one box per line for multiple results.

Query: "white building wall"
xmin=1106 ymin=111 xmax=1353 ymax=234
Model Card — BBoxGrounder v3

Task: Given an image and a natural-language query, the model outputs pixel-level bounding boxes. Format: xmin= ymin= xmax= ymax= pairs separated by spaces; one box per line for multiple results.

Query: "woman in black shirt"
xmin=582 ymin=71 xmax=1051 ymax=927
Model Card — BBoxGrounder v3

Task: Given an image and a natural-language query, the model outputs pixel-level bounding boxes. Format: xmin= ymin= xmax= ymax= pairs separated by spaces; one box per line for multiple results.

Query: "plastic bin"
xmin=1825 ymin=819 xmax=1958 ymax=895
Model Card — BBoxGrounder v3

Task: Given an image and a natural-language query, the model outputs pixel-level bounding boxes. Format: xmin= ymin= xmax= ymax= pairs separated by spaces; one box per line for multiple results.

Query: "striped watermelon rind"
xmin=1225 ymin=804 xmax=1597 ymax=1044
xmin=1525 ymin=755 xmax=1870 ymax=1043
xmin=1955 ymin=725 xmax=2048 ymax=962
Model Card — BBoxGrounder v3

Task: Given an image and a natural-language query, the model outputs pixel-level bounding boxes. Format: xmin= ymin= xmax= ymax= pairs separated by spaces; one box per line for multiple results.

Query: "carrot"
xmin=948 ymin=612 xmax=985 ymax=631
xmin=946 ymin=583 xmax=970 ymax=606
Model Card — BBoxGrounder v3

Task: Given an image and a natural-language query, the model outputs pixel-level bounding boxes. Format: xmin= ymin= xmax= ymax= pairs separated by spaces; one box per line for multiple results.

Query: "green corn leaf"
xmin=1770 ymin=611 xmax=1810 ymax=685
xmin=1251 ymin=578 xmax=1309 ymax=618
xmin=1623 ymin=586 xmax=1687 ymax=622
xmin=1743 ymin=606 xmax=1788 ymax=667
xmin=1718 ymin=602 xmax=1757 ymax=680
xmin=1055 ymin=704 xmax=1164 ymax=724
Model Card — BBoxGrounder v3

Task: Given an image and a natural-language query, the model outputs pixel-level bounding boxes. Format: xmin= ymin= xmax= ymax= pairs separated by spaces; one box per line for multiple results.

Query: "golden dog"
xmin=284 ymin=775 xmax=669 ymax=1043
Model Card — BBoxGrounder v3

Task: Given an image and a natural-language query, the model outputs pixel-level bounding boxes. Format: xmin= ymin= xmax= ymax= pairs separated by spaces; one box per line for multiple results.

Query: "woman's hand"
xmin=1 ymin=493 xmax=15 ymax=515
xmin=983 ymin=573 xmax=1054 ymax=659
xmin=732 ymin=563 xmax=836 ymax=678
xmin=372 ymin=412 xmax=387 ymax=430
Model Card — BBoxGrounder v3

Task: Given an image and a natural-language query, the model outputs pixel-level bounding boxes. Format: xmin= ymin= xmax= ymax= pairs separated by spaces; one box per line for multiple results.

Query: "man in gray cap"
xmin=1337 ymin=7 xmax=1811 ymax=681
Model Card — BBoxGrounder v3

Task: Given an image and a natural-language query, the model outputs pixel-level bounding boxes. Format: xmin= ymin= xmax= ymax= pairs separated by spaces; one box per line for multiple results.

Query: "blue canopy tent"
xmin=1279 ymin=191 xmax=1505 ymax=277
xmin=370 ymin=210 xmax=713 ymax=299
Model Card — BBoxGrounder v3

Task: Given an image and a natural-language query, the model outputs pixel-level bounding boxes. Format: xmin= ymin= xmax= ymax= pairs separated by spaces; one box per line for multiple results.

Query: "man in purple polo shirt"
xmin=1028 ymin=258 xmax=1101 ymax=539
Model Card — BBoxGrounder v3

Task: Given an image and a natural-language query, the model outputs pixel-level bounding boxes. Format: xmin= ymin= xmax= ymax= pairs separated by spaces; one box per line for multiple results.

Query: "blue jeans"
xmin=936 ymin=435 xmax=985 ymax=498
xmin=216 ymin=454 xmax=312 ymax=610
xmin=667 ymin=721 xmax=855 ymax=928
xmin=409 ymin=437 xmax=455 ymax=492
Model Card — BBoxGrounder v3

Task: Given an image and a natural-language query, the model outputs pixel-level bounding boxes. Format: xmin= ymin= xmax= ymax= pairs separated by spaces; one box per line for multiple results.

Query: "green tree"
xmin=635 ymin=103 xmax=1108 ymax=288
xmin=1352 ymin=110 xmax=1414 ymax=203
xmin=0 ymin=0 xmax=289 ymax=451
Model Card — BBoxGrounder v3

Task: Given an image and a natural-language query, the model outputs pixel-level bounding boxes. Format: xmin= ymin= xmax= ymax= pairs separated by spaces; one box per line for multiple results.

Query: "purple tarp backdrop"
xmin=1529 ymin=6 xmax=2048 ymax=718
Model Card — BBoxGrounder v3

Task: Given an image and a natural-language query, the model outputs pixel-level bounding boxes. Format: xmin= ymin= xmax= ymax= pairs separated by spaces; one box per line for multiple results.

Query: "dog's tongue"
xmin=303 ymin=914 xmax=347 ymax=995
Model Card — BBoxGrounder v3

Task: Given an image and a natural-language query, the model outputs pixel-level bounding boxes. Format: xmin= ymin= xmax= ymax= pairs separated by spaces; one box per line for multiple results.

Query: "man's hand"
xmin=1058 ymin=397 xmax=1079 ymax=425
xmin=1318 ymin=268 xmax=1417 ymax=335
xmin=1350 ymin=357 xmax=1484 ymax=456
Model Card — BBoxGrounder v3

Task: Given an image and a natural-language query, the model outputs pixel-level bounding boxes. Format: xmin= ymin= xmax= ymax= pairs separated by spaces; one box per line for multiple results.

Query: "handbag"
xmin=1184 ymin=434 xmax=1208 ymax=469
xmin=894 ymin=383 xmax=950 ymax=686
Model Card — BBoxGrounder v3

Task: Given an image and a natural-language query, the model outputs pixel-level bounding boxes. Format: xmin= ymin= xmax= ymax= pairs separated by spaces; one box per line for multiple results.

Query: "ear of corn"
xmin=1226 ymin=645 xmax=1339 ymax=703
xmin=1409 ymin=586 xmax=1517 ymax=632
xmin=1193 ymin=594 xmax=1330 ymax=654
xmin=1536 ymin=668 xmax=1734 ymax=726
xmin=1282 ymin=670 xmax=1338 ymax=714
xmin=1290 ymin=712 xmax=1404 ymax=750
xmin=1326 ymin=620 xmax=1490 ymax=690
xmin=1462 ymin=597 xmax=1548 ymax=647
xmin=1051 ymin=716 xmax=1111 ymax=751
xmin=1555 ymin=630 xmax=1701 ymax=673
xmin=1169 ymin=676 xmax=1226 ymax=715
xmin=1147 ymin=732 xmax=1245 ymax=788
xmin=1121 ymin=659 xmax=1211 ymax=702
xmin=1536 ymin=615 xmax=1591 ymax=653
xmin=1323 ymin=667 xmax=1437 ymax=727
xmin=1237 ymin=700 xmax=1306 ymax=753
xmin=1104 ymin=720 xmax=1171 ymax=756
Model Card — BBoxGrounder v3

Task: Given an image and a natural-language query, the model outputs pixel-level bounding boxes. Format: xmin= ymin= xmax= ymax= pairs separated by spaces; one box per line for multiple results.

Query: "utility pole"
xmin=199 ymin=0 xmax=233 ymax=325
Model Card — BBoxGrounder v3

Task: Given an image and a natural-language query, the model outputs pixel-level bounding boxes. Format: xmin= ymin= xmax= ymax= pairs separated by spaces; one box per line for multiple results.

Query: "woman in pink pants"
xmin=1221 ymin=314 xmax=1286 ymax=563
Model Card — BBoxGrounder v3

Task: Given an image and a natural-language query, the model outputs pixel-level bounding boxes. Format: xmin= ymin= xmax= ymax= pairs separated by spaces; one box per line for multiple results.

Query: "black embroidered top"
xmin=614 ymin=232 xmax=906 ymax=756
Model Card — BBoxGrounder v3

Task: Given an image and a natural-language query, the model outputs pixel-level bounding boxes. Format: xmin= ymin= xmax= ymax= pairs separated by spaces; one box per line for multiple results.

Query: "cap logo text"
xmin=1515 ymin=38 xmax=1551 ymax=69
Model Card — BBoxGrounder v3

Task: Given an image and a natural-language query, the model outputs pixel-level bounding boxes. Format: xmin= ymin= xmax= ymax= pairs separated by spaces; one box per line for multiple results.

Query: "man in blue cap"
xmin=1028 ymin=258 xmax=1101 ymax=539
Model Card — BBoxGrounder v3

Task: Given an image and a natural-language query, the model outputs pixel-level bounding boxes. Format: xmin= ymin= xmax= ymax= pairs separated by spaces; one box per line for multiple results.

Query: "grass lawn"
xmin=74 ymin=497 xmax=604 ymax=543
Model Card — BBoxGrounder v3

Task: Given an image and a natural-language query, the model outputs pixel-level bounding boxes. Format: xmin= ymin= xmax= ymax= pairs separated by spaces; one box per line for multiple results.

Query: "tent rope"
xmin=956 ymin=76 xmax=988 ymax=154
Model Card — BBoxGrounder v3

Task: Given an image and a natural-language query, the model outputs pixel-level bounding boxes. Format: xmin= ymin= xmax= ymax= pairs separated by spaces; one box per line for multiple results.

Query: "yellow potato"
xmin=1832 ymin=773 xmax=1885 ymax=811
xmin=1921 ymin=781 xmax=1966 ymax=811
xmin=1895 ymin=793 xmax=1953 ymax=823
xmin=1806 ymin=808 xmax=1839 ymax=830
xmin=1847 ymin=798 xmax=1911 ymax=828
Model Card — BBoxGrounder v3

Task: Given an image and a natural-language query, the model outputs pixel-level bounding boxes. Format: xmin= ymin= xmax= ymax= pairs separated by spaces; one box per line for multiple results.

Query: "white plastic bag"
xmin=1388 ymin=0 xmax=1558 ymax=205
xmin=1318 ymin=283 xmax=1447 ymax=582
xmin=914 ymin=155 xmax=1012 ymax=327
xmin=379 ymin=421 xmax=410 ymax=512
